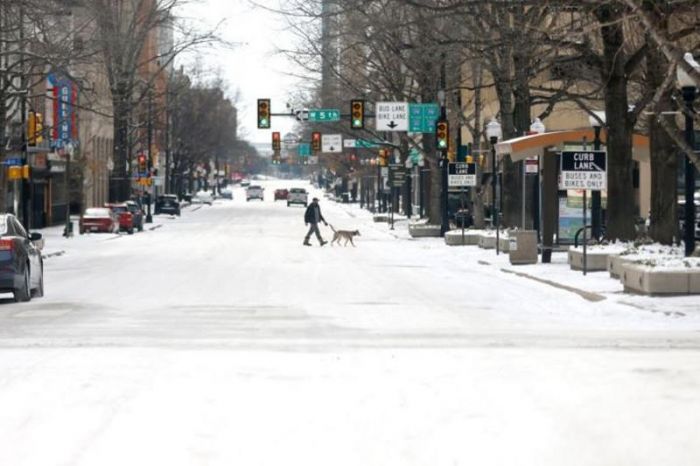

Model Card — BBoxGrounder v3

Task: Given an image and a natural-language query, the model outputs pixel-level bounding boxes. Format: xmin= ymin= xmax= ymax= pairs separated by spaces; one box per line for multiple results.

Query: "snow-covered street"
xmin=1 ymin=180 xmax=699 ymax=466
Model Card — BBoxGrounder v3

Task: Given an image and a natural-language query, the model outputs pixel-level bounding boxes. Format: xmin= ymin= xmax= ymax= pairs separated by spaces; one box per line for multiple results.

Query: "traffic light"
xmin=311 ymin=132 xmax=321 ymax=153
xmin=436 ymin=120 xmax=449 ymax=151
xmin=350 ymin=99 xmax=364 ymax=129
xmin=257 ymin=98 xmax=271 ymax=129
xmin=27 ymin=112 xmax=43 ymax=146
xmin=272 ymin=131 xmax=281 ymax=151
xmin=378 ymin=149 xmax=388 ymax=166
xmin=137 ymin=153 xmax=148 ymax=174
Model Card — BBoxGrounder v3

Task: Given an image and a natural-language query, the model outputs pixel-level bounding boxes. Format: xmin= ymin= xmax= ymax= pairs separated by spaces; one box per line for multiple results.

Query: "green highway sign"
xmin=409 ymin=103 xmax=440 ymax=134
xmin=356 ymin=139 xmax=380 ymax=148
xmin=297 ymin=143 xmax=311 ymax=157
xmin=308 ymin=109 xmax=341 ymax=122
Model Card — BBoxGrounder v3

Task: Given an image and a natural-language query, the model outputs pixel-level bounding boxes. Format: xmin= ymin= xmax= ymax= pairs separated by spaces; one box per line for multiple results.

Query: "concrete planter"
xmin=408 ymin=224 xmax=442 ymax=238
xmin=373 ymin=214 xmax=389 ymax=223
xmin=498 ymin=236 xmax=511 ymax=253
xmin=621 ymin=263 xmax=700 ymax=295
xmin=444 ymin=231 xmax=481 ymax=246
xmin=478 ymin=235 xmax=496 ymax=249
xmin=607 ymin=255 xmax=633 ymax=279
xmin=568 ymin=249 xmax=611 ymax=271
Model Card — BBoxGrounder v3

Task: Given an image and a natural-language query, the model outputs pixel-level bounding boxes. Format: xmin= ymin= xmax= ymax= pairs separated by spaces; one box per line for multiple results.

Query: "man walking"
xmin=304 ymin=197 xmax=328 ymax=246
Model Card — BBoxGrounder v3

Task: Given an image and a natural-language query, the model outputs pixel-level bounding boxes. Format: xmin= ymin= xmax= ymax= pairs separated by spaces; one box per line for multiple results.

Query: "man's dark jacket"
xmin=304 ymin=203 xmax=326 ymax=224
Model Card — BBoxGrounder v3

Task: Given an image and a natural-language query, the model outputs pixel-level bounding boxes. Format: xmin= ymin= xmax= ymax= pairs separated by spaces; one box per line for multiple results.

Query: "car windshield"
xmin=111 ymin=206 xmax=127 ymax=213
xmin=290 ymin=189 xmax=306 ymax=194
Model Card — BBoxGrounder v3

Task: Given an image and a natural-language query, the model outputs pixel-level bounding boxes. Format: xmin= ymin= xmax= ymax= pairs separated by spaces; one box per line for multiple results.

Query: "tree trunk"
xmin=598 ymin=5 xmax=637 ymax=241
xmin=645 ymin=8 xmax=677 ymax=244
xmin=111 ymin=92 xmax=130 ymax=202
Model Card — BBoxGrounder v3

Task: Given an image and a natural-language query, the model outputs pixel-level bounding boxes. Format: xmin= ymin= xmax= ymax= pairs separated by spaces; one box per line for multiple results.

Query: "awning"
xmin=495 ymin=129 xmax=650 ymax=162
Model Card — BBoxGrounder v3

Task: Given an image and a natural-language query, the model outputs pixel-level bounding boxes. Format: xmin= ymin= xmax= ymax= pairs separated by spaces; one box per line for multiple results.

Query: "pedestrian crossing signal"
xmin=351 ymin=100 xmax=364 ymax=129
xmin=311 ymin=132 xmax=321 ymax=153
xmin=257 ymin=99 xmax=271 ymax=129
xmin=436 ymin=120 xmax=449 ymax=151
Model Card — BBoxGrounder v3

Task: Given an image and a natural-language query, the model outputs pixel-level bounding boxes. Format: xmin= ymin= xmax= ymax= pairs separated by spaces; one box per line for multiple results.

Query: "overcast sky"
xmin=177 ymin=0 xmax=304 ymax=144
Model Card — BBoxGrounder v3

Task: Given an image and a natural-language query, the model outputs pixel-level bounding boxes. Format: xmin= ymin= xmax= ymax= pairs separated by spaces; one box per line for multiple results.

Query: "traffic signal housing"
xmin=378 ymin=149 xmax=388 ymax=166
xmin=27 ymin=112 xmax=43 ymax=146
xmin=350 ymin=99 xmax=364 ymax=129
xmin=311 ymin=132 xmax=321 ymax=153
xmin=137 ymin=153 xmax=148 ymax=174
xmin=272 ymin=131 xmax=281 ymax=151
xmin=436 ymin=120 xmax=449 ymax=152
xmin=257 ymin=98 xmax=271 ymax=129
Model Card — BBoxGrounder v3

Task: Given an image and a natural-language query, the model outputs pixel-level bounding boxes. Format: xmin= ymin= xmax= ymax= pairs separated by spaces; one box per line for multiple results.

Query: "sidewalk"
xmin=332 ymin=199 xmax=700 ymax=319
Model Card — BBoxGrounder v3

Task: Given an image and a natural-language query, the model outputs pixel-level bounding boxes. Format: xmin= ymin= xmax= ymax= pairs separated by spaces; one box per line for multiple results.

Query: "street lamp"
xmin=677 ymin=52 xmax=699 ymax=256
xmin=588 ymin=111 xmax=606 ymax=241
xmin=486 ymin=118 xmax=502 ymax=253
xmin=526 ymin=118 xmax=546 ymax=233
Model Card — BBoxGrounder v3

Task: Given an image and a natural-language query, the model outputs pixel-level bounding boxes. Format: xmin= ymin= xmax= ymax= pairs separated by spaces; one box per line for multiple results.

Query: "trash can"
xmin=341 ymin=192 xmax=350 ymax=203
xmin=509 ymin=230 xmax=538 ymax=265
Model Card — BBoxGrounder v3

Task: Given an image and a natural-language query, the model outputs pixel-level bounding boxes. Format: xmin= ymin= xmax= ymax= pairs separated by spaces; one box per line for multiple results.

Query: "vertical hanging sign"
xmin=47 ymin=73 xmax=77 ymax=148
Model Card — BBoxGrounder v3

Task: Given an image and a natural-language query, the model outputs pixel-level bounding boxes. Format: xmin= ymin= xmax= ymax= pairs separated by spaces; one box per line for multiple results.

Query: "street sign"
xmin=321 ymin=134 xmax=342 ymax=153
xmin=525 ymin=156 xmax=539 ymax=174
xmin=309 ymin=109 xmax=341 ymax=122
xmin=295 ymin=109 xmax=309 ymax=121
xmin=2 ymin=158 xmax=22 ymax=166
xmin=375 ymin=101 xmax=409 ymax=131
xmin=343 ymin=139 xmax=356 ymax=148
xmin=356 ymin=139 xmax=380 ymax=148
xmin=388 ymin=164 xmax=408 ymax=187
xmin=297 ymin=143 xmax=311 ymax=157
xmin=448 ymin=162 xmax=477 ymax=188
xmin=560 ymin=150 xmax=607 ymax=190
xmin=408 ymin=103 xmax=440 ymax=133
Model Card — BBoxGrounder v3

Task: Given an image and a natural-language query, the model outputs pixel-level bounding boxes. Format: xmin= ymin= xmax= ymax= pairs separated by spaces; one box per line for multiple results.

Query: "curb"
xmin=42 ymin=250 xmax=66 ymax=259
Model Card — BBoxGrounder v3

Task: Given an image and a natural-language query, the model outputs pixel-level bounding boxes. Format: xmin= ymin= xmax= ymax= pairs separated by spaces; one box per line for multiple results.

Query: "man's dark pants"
xmin=305 ymin=223 xmax=324 ymax=243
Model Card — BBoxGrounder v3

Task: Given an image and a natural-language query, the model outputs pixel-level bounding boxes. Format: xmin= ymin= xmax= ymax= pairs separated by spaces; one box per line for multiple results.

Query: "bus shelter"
xmin=495 ymin=129 xmax=650 ymax=262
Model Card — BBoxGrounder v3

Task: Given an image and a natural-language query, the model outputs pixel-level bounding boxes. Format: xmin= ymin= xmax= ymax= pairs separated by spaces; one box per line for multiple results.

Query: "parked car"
xmin=192 ymin=190 xmax=214 ymax=206
xmin=155 ymin=194 xmax=181 ymax=216
xmin=220 ymin=187 xmax=234 ymax=200
xmin=241 ymin=179 xmax=251 ymax=187
xmin=79 ymin=207 xmax=118 ymax=234
xmin=125 ymin=201 xmax=145 ymax=232
xmin=0 ymin=214 xmax=44 ymax=302
xmin=287 ymin=188 xmax=308 ymax=207
xmin=246 ymin=185 xmax=264 ymax=201
xmin=106 ymin=203 xmax=135 ymax=234
xmin=274 ymin=188 xmax=289 ymax=201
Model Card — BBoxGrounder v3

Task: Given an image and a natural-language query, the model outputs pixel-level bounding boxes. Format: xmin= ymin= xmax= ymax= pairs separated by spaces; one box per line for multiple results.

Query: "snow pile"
xmin=628 ymin=256 xmax=700 ymax=271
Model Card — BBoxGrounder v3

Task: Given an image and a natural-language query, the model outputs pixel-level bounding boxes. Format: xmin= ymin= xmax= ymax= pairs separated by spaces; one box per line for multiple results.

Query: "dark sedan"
xmin=155 ymin=195 xmax=181 ymax=216
xmin=0 ymin=214 xmax=44 ymax=302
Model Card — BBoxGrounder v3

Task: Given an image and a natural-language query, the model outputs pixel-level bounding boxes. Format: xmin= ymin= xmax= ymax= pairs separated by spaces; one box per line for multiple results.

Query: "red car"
xmin=274 ymin=188 xmax=289 ymax=201
xmin=79 ymin=207 xmax=118 ymax=234
xmin=106 ymin=203 xmax=135 ymax=234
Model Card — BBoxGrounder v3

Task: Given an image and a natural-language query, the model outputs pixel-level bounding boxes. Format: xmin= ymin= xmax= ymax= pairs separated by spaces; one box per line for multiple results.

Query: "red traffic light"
xmin=272 ymin=131 xmax=281 ymax=151
xmin=311 ymin=132 xmax=321 ymax=152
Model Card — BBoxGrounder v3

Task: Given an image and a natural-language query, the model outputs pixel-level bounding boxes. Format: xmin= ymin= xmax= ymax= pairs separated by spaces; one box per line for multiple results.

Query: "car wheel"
xmin=128 ymin=228 xmax=134 ymax=235
xmin=287 ymin=202 xmax=290 ymax=207
xmin=79 ymin=228 xmax=85 ymax=235
xmin=139 ymin=224 xmax=144 ymax=232
xmin=14 ymin=265 xmax=31 ymax=303
xmin=33 ymin=267 xmax=44 ymax=298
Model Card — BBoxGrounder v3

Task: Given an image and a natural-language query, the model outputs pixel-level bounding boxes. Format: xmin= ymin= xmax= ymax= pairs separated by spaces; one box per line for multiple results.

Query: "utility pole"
xmin=145 ymin=91 xmax=153 ymax=223
xmin=439 ymin=53 xmax=449 ymax=236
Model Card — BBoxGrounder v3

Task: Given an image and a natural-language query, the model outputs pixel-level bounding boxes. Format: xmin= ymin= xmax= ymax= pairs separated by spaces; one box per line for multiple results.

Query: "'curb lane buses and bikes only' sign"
xmin=560 ymin=150 xmax=607 ymax=190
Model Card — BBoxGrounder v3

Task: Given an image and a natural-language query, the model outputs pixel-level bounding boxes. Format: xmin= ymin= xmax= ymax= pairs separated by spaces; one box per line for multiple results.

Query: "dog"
xmin=328 ymin=224 xmax=361 ymax=247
